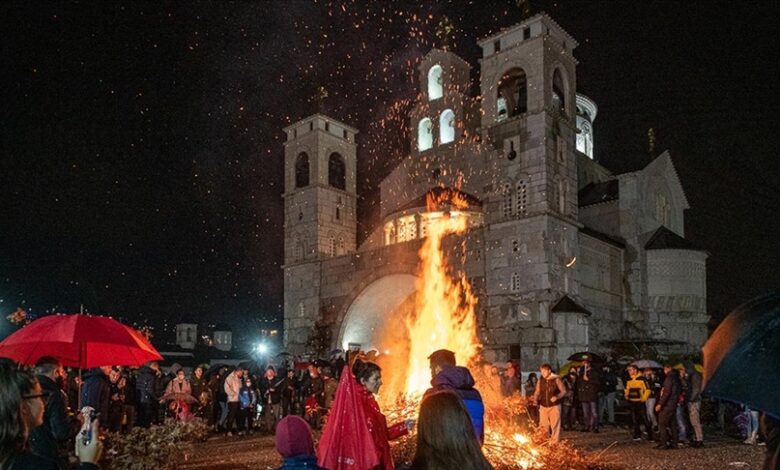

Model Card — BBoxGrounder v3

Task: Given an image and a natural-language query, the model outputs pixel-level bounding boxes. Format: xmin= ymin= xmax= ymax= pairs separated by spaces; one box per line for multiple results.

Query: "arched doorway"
xmin=338 ymin=273 xmax=418 ymax=352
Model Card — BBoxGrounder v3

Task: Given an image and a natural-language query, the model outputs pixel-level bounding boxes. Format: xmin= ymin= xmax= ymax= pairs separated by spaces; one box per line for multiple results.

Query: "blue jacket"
xmin=239 ymin=385 xmax=257 ymax=409
xmin=424 ymin=366 xmax=485 ymax=442
xmin=80 ymin=369 xmax=110 ymax=423
xmin=275 ymin=455 xmax=325 ymax=470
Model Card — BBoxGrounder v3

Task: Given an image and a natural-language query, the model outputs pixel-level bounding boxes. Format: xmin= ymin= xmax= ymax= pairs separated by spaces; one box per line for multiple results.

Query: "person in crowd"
xmin=238 ymin=377 xmax=257 ymax=435
xmin=599 ymin=364 xmax=618 ymax=427
xmin=409 ymin=391 xmax=491 ymax=470
xmin=561 ymin=368 xmax=577 ymax=431
xmin=107 ymin=368 xmax=126 ymax=432
xmin=577 ymin=358 xmax=601 ymax=433
xmin=644 ymin=368 xmax=661 ymax=432
xmin=675 ymin=367 xmax=689 ymax=444
xmin=163 ymin=368 xmax=193 ymax=421
xmin=524 ymin=372 xmax=539 ymax=425
xmin=533 ymin=363 xmax=566 ymax=443
xmin=29 ymin=356 xmax=74 ymax=468
xmin=164 ymin=369 xmax=192 ymax=401
xmin=208 ymin=368 xmax=225 ymax=431
xmin=684 ymin=361 xmax=704 ymax=448
xmin=655 ymin=363 xmax=681 ymax=449
xmin=353 ymin=360 xmax=413 ymax=470
xmin=274 ymin=415 xmax=325 ymax=470
xmin=424 ymin=349 xmax=485 ymax=442
xmin=280 ymin=369 xmax=298 ymax=417
xmin=121 ymin=370 xmax=137 ymax=432
xmin=321 ymin=367 xmax=338 ymax=414
xmin=624 ymin=364 xmax=652 ymax=441
xmin=745 ymin=405 xmax=761 ymax=445
xmin=305 ymin=366 xmax=324 ymax=430
xmin=0 ymin=364 xmax=102 ymax=469
xmin=501 ymin=361 xmax=521 ymax=397
xmin=190 ymin=366 xmax=208 ymax=415
xmin=80 ymin=366 xmax=111 ymax=431
xmin=260 ymin=367 xmax=283 ymax=433
xmin=67 ymin=371 xmax=81 ymax=414
xmin=135 ymin=361 xmax=160 ymax=428
xmin=223 ymin=367 xmax=243 ymax=436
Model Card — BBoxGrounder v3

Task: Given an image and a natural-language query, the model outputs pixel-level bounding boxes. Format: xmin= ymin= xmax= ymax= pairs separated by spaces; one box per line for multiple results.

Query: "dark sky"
xmin=2 ymin=1 xmax=779 ymax=346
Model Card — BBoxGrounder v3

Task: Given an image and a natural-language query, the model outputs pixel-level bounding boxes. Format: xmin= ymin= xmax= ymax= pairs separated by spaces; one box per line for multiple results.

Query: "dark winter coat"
xmin=135 ymin=365 xmax=159 ymax=404
xmin=281 ymin=376 xmax=298 ymax=399
xmin=576 ymin=364 xmax=601 ymax=402
xmin=424 ymin=366 xmax=485 ymax=442
xmin=684 ymin=362 xmax=703 ymax=403
xmin=80 ymin=369 xmax=110 ymax=423
xmin=191 ymin=374 xmax=208 ymax=401
xmin=29 ymin=375 xmax=74 ymax=469
xmin=658 ymin=370 xmax=682 ymax=410
xmin=260 ymin=376 xmax=283 ymax=405
xmin=309 ymin=376 xmax=325 ymax=407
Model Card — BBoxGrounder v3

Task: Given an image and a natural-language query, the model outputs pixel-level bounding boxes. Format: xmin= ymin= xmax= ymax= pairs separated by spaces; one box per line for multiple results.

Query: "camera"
xmin=80 ymin=406 xmax=99 ymax=446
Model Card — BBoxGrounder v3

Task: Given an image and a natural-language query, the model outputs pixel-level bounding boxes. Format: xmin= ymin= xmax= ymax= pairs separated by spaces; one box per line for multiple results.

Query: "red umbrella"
xmin=0 ymin=314 xmax=162 ymax=368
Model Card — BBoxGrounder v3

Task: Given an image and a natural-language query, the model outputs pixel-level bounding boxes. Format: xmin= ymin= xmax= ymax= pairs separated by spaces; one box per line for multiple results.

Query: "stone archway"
xmin=337 ymin=273 xmax=418 ymax=351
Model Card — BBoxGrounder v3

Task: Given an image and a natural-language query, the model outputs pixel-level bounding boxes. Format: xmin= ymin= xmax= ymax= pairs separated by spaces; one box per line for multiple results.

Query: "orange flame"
xmin=402 ymin=189 xmax=481 ymax=397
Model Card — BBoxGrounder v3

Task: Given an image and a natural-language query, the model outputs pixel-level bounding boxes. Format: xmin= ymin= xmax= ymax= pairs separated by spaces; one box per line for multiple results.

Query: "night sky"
xmin=2 ymin=1 xmax=779 ymax=347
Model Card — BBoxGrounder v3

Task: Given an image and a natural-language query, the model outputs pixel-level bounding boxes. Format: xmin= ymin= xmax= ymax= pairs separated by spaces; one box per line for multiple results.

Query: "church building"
xmin=281 ymin=13 xmax=708 ymax=367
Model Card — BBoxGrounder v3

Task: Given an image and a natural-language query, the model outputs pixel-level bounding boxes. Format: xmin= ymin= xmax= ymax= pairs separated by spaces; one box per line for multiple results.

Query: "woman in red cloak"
xmin=353 ymin=359 xmax=413 ymax=470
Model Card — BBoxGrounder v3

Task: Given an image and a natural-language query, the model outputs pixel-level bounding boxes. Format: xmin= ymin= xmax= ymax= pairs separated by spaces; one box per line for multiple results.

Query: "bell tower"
xmin=282 ymin=114 xmax=359 ymax=265
xmin=477 ymin=14 xmax=582 ymax=365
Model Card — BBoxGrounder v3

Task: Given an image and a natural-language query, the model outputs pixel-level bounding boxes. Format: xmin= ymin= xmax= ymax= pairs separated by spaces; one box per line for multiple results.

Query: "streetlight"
xmin=256 ymin=342 xmax=269 ymax=354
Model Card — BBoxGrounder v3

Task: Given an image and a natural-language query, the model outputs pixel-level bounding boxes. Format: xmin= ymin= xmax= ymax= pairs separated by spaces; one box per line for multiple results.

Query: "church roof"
xmin=578 ymin=180 xmax=619 ymax=207
xmin=394 ymin=187 xmax=483 ymax=213
xmin=644 ymin=226 xmax=699 ymax=251
xmin=551 ymin=295 xmax=593 ymax=316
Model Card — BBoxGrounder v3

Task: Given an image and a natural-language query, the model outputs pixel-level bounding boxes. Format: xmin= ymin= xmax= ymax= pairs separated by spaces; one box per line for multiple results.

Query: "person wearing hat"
xmin=274 ymin=415 xmax=324 ymax=470
xmin=423 ymin=349 xmax=485 ymax=442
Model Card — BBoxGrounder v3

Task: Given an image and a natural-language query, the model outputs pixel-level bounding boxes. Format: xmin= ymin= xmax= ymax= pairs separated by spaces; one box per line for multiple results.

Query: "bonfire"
xmin=376 ymin=189 xmax=607 ymax=470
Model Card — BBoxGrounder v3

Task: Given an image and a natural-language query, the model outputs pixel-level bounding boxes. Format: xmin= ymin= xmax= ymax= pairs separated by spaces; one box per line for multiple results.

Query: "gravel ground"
xmin=179 ymin=426 xmax=766 ymax=470
xmin=562 ymin=426 xmax=765 ymax=469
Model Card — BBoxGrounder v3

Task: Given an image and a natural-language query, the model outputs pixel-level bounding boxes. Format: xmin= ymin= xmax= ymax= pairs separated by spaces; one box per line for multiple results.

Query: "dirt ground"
xmin=178 ymin=426 xmax=767 ymax=470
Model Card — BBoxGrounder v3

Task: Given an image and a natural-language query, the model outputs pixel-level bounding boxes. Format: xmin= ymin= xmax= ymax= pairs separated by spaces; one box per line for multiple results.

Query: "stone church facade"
xmin=281 ymin=13 xmax=708 ymax=368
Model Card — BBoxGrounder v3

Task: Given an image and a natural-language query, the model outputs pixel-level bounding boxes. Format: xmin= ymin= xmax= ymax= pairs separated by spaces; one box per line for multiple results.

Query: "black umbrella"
xmin=275 ymin=351 xmax=293 ymax=358
xmin=703 ymin=290 xmax=780 ymax=417
xmin=567 ymin=351 xmax=605 ymax=363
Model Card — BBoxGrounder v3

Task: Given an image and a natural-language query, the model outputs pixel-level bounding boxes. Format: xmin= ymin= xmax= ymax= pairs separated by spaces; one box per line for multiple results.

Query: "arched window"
xmin=293 ymin=234 xmax=303 ymax=261
xmin=511 ymin=272 xmax=521 ymax=292
xmin=328 ymin=233 xmax=336 ymax=257
xmin=337 ymin=236 xmax=345 ymax=255
xmin=328 ymin=153 xmax=346 ymax=190
xmin=428 ymin=65 xmax=443 ymax=100
xmin=497 ymin=68 xmax=527 ymax=121
xmin=418 ymin=118 xmax=433 ymax=151
xmin=439 ymin=109 xmax=455 ymax=144
xmin=501 ymin=183 xmax=512 ymax=219
xmin=552 ymin=69 xmax=566 ymax=115
xmin=515 ymin=179 xmax=528 ymax=216
xmin=295 ymin=152 xmax=310 ymax=188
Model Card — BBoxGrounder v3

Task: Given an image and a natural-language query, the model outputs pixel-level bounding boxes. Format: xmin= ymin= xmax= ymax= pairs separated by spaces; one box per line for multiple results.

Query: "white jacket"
xmin=224 ymin=371 xmax=241 ymax=402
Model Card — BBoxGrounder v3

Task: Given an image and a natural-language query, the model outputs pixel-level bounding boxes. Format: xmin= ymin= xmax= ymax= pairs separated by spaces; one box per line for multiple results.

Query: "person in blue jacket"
xmin=423 ymin=349 xmax=485 ymax=443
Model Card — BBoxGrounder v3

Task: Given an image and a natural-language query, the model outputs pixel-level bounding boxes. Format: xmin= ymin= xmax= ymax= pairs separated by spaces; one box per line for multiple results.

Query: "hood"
xmin=276 ymin=415 xmax=314 ymax=458
xmin=432 ymin=365 xmax=476 ymax=390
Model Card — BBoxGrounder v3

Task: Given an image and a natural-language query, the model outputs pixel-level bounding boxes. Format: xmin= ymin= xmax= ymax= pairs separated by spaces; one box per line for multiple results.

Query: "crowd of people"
xmin=1 ymin=351 xmax=778 ymax=470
